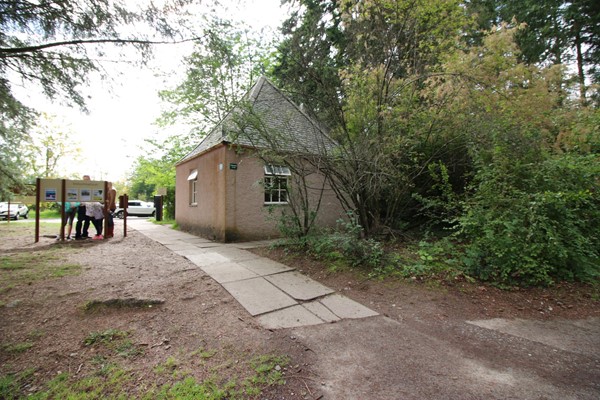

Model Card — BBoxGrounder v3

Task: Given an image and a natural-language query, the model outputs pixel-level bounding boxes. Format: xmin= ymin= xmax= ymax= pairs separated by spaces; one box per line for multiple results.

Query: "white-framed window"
xmin=264 ymin=165 xmax=290 ymax=204
xmin=188 ymin=169 xmax=198 ymax=205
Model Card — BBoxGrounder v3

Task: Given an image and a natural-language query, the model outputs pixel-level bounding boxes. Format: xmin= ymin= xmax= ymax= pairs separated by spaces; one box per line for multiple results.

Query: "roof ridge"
xmin=177 ymin=77 xmax=263 ymax=165
xmin=247 ymin=76 xmax=267 ymax=103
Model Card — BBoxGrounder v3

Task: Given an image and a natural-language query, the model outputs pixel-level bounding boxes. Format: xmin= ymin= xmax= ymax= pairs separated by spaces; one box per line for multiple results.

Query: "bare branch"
xmin=0 ymin=36 xmax=204 ymax=56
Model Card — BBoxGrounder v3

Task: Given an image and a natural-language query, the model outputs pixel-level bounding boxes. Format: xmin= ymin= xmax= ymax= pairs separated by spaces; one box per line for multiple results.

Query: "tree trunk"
xmin=574 ymin=30 xmax=587 ymax=105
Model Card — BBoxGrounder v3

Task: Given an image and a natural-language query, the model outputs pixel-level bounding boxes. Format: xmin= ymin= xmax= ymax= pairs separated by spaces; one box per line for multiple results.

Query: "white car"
xmin=113 ymin=200 xmax=155 ymax=218
xmin=0 ymin=202 xmax=29 ymax=220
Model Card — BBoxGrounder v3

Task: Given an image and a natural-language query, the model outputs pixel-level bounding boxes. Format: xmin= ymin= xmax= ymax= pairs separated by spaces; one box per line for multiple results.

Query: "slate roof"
xmin=177 ymin=76 xmax=335 ymax=164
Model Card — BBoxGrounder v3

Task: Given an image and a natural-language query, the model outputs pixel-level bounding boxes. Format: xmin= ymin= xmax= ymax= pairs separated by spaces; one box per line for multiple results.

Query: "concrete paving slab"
xmin=222 ymin=277 xmax=297 ymax=316
xmin=173 ymin=248 xmax=208 ymax=257
xmin=126 ymin=221 xmax=160 ymax=231
xmin=303 ymin=301 xmax=341 ymax=323
xmin=211 ymin=247 xmax=261 ymax=262
xmin=257 ymin=305 xmax=325 ymax=329
xmin=241 ymin=257 xmax=295 ymax=276
xmin=232 ymin=240 xmax=279 ymax=249
xmin=127 ymin=218 xmax=381 ymax=329
xmin=152 ymin=238 xmax=184 ymax=245
xmin=265 ymin=271 xmax=334 ymax=301
xmin=187 ymin=242 xmax=221 ymax=249
xmin=143 ymin=233 xmax=198 ymax=242
xmin=200 ymin=262 xmax=259 ymax=283
xmin=164 ymin=242 xmax=203 ymax=251
xmin=319 ymin=293 xmax=378 ymax=319
xmin=466 ymin=317 xmax=600 ymax=357
xmin=185 ymin=252 xmax=230 ymax=267
xmin=181 ymin=238 xmax=212 ymax=244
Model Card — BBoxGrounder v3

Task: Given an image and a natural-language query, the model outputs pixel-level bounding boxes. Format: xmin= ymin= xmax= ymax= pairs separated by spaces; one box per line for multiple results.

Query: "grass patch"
xmin=0 ymin=221 xmax=61 ymax=237
xmin=84 ymin=329 xmax=128 ymax=346
xmin=83 ymin=329 xmax=144 ymax=360
xmin=82 ymin=298 xmax=165 ymax=313
xmin=0 ymin=257 xmax=27 ymax=271
xmin=2 ymin=342 xmax=33 ymax=354
xmin=247 ymin=354 xmax=288 ymax=386
xmin=154 ymin=356 xmax=179 ymax=374
xmin=30 ymin=366 xmax=131 ymax=399
xmin=27 ymin=329 xmax=45 ymax=340
xmin=33 ymin=209 xmax=61 ymax=219
xmin=0 ymin=350 xmax=290 ymax=399
xmin=52 ymin=263 xmax=81 ymax=277
xmin=0 ymin=369 xmax=35 ymax=399
xmin=191 ymin=347 xmax=218 ymax=360
xmin=153 ymin=376 xmax=230 ymax=399
xmin=0 ymin=249 xmax=82 ymax=293
xmin=152 ymin=218 xmax=178 ymax=230
xmin=115 ymin=339 xmax=144 ymax=358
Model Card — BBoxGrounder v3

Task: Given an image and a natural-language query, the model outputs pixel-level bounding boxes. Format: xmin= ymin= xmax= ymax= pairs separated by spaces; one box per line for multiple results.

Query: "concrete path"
xmin=125 ymin=219 xmax=600 ymax=399
xmin=127 ymin=219 xmax=377 ymax=329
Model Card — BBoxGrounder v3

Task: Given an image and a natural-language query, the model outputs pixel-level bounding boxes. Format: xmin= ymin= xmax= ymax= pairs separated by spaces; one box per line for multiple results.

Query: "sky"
xmin=16 ymin=0 xmax=289 ymax=186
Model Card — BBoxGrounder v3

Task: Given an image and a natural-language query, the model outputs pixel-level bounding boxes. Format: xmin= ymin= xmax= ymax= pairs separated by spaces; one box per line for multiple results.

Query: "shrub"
xmin=279 ymin=211 xmax=385 ymax=270
xmin=457 ymin=154 xmax=600 ymax=286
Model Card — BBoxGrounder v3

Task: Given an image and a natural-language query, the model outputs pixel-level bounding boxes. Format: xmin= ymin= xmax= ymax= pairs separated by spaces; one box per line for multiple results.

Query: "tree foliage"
xmin=136 ymin=17 xmax=277 ymax=218
xmin=0 ymin=0 xmax=196 ymax=197
xmin=271 ymin=1 xmax=599 ymax=285
xmin=273 ymin=0 xmax=470 ymax=234
xmin=21 ymin=113 xmax=82 ymax=180
xmin=465 ymin=0 xmax=600 ymax=103
xmin=129 ymin=134 xmax=196 ymax=219
xmin=157 ymin=17 xmax=275 ymax=135
xmin=423 ymin=26 xmax=600 ymax=285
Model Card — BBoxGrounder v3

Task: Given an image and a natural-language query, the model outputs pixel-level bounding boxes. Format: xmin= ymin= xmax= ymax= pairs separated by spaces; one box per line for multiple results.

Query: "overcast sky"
xmin=17 ymin=0 xmax=288 ymax=186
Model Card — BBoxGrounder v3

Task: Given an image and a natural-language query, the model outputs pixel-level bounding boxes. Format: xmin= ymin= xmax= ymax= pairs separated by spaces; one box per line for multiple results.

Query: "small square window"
xmin=264 ymin=165 xmax=290 ymax=204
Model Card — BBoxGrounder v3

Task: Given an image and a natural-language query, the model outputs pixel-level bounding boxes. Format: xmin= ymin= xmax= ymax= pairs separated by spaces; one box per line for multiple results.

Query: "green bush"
xmin=457 ymin=154 xmax=600 ymax=286
xmin=279 ymin=211 xmax=384 ymax=270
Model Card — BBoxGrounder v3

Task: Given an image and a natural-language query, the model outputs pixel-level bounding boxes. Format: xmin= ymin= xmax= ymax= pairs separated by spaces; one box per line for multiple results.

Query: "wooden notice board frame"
xmin=35 ymin=178 xmax=110 ymax=242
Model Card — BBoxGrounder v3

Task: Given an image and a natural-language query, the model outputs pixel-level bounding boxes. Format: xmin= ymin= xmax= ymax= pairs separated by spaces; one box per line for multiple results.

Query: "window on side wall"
xmin=187 ymin=169 xmax=198 ymax=205
xmin=264 ymin=165 xmax=291 ymax=205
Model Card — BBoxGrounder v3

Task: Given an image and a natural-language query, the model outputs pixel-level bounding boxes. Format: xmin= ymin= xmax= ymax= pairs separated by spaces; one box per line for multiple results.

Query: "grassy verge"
xmin=152 ymin=218 xmax=178 ymax=230
xmin=0 ymin=221 xmax=60 ymax=235
xmin=0 ymin=223 xmax=80 ymax=294
xmin=0 ymin=347 xmax=288 ymax=399
xmin=0 ymin=248 xmax=81 ymax=294
xmin=34 ymin=210 xmax=61 ymax=219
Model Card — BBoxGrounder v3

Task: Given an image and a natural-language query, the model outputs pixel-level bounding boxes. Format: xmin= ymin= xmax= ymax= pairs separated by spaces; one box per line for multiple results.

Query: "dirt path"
xmin=0 ymin=223 xmax=313 ymax=398
xmin=1 ymin=220 xmax=599 ymax=399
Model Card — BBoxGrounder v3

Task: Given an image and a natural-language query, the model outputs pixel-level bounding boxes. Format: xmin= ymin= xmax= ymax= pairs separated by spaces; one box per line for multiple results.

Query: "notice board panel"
xmin=39 ymin=179 xmax=106 ymax=202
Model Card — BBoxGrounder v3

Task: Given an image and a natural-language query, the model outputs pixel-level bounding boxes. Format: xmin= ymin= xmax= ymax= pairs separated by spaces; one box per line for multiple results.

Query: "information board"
xmin=39 ymin=179 xmax=106 ymax=202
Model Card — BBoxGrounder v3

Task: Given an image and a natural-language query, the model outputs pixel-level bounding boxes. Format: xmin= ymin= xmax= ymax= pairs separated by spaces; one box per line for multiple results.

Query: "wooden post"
xmin=123 ymin=194 xmax=128 ymax=237
xmin=59 ymin=179 xmax=66 ymax=241
xmin=119 ymin=194 xmax=129 ymax=237
xmin=103 ymin=181 xmax=108 ymax=237
xmin=35 ymin=178 xmax=40 ymax=243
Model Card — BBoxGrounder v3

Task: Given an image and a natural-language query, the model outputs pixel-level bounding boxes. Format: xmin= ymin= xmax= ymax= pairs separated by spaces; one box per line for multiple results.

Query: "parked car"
xmin=113 ymin=200 xmax=155 ymax=218
xmin=0 ymin=202 xmax=29 ymax=220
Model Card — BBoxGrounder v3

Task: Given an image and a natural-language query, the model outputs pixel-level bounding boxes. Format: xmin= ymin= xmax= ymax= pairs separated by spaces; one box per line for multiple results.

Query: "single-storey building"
xmin=175 ymin=76 xmax=344 ymax=242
